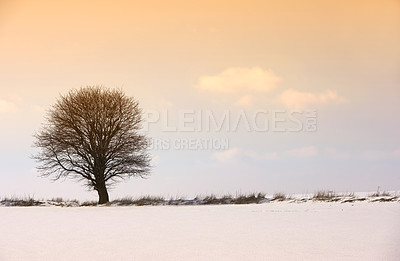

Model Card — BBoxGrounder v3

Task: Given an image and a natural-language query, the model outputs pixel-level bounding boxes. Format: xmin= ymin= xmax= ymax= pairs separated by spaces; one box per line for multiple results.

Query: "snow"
xmin=0 ymin=202 xmax=399 ymax=261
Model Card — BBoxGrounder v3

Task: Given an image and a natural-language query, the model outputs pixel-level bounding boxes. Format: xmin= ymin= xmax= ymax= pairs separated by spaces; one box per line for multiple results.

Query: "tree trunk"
xmin=96 ymin=181 xmax=109 ymax=204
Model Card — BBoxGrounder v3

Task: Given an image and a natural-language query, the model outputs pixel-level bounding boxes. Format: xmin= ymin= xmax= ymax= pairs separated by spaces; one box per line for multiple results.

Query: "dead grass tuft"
xmin=313 ymin=191 xmax=337 ymax=201
xmin=272 ymin=192 xmax=286 ymax=201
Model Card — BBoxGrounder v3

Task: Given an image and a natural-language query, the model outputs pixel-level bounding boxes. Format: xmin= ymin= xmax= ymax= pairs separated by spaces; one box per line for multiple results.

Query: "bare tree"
xmin=33 ymin=86 xmax=151 ymax=204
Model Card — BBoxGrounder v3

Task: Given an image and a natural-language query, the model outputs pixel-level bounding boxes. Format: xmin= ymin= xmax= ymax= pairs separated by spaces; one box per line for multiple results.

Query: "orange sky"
xmin=0 ymin=0 xmax=399 ymax=199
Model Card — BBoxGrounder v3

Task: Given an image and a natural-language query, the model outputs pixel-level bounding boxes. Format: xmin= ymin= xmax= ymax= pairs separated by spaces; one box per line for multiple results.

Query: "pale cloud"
xmin=279 ymin=89 xmax=345 ymax=110
xmin=195 ymin=67 xmax=345 ymax=110
xmin=361 ymin=149 xmax=400 ymax=160
xmin=242 ymin=150 xmax=259 ymax=160
xmin=213 ymin=148 xmax=279 ymax=162
xmin=324 ymin=148 xmax=352 ymax=160
xmin=212 ymin=147 xmax=241 ymax=162
xmin=244 ymin=150 xmax=279 ymax=160
xmin=0 ymin=99 xmax=18 ymax=114
xmin=323 ymin=148 xmax=400 ymax=161
xmin=235 ymin=95 xmax=254 ymax=107
xmin=213 ymin=146 xmax=400 ymax=162
xmin=284 ymin=146 xmax=318 ymax=158
xmin=196 ymin=67 xmax=281 ymax=93
xmin=361 ymin=150 xmax=388 ymax=160
xmin=264 ymin=152 xmax=279 ymax=160
xmin=214 ymin=146 xmax=400 ymax=163
xmin=32 ymin=105 xmax=46 ymax=113
xmin=156 ymin=98 xmax=174 ymax=109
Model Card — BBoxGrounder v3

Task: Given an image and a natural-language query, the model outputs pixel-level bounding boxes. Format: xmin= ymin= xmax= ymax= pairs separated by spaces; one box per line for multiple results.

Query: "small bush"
xmin=51 ymin=197 xmax=64 ymax=203
xmin=167 ymin=198 xmax=187 ymax=205
xmin=192 ymin=194 xmax=230 ymax=205
xmin=133 ymin=195 xmax=165 ymax=206
xmin=80 ymin=201 xmax=98 ymax=206
xmin=272 ymin=192 xmax=286 ymax=201
xmin=313 ymin=191 xmax=337 ymax=201
xmin=112 ymin=197 xmax=135 ymax=206
xmin=112 ymin=195 xmax=166 ymax=206
xmin=370 ymin=191 xmax=392 ymax=197
xmin=0 ymin=196 xmax=42 ymax=207
xmin=233 ymin=193 xmax=265 ymax=204
xmin=202 ymin=194 xmax=219 ymax=204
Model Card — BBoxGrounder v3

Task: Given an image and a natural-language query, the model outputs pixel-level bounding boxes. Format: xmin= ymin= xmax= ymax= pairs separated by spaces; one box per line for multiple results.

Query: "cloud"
xmin=0 ymin=99 xmax=18 ymax=114
xmin=196 ymin=67 xmax=281 ymax=93
xmin=264 ymin=152 xmax=279 ymax=160
xmin=213 ymin=146 xmax=320 ymax=162
xmin=32 ymin=105 xmax=45 ymax=113
xmin=279 ymin=89 xmax=345 ymax=110
xmin=195 ymin=67 xmax=346 ymax=110
xmin=214 ymin=146 xmax=400 ymax=163
xmin=235 ymin=95 xmax=254 ymax=107
xmin=361 ymin=149 xmax=400 ymax=160
xmin=212 ymin=148 xmax=279 ymax=162
xmin=212 ymin=148 xmax=241 ymax=162
xmin=324 ymin=148 xmax=352 ymax=160
xmin=244 ymin=150 xmax=279 ymax=160
xmin=284 ymin=146 xmax=318 ymax=158
xmin=324 ymin=148 xmax=400 ymax=161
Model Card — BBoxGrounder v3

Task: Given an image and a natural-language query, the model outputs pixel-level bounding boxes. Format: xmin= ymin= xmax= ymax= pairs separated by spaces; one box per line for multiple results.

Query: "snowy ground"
xmin=0 ymin=202 xmax=399 ymax=261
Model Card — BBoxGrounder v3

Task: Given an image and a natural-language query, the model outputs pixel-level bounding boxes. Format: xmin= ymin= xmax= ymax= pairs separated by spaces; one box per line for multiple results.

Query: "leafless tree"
xmin=33 ymin=86 xmax=151 ymax=204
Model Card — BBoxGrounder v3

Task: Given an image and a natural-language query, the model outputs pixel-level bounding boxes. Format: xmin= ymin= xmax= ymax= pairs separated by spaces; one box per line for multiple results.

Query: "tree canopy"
xmin=33 ymin=86 xmax=151 ymax=203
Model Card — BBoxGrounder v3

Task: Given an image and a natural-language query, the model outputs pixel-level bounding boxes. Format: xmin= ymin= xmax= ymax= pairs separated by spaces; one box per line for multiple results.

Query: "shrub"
xmin=313 ymin=191 xmax=337 ymax=201
xmin=0 ymin=196 xmax=42 ymax=207
xmin=370 ymin=191 xmax=392 ymax=197
xmin=233 ymin=193 xmax=265 ymax=204
xmin=133 ymin=196 xmax=165 ymax=206
xmin=80 ymin=201 xmax=98 ymax=206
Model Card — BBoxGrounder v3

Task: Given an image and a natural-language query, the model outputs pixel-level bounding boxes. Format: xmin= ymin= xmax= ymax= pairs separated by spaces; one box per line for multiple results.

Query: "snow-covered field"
xmin=0 ymin=202 xmax=399 ymax=261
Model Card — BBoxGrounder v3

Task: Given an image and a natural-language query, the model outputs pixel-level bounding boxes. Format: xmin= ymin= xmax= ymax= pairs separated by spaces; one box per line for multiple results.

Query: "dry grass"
xmin=80 ymin=201 xmax=98 ymax=206
xmin=51 ymin=197 xmax=64 ymax=203
xmin=134 ymin=196 xmax=165 ymax=206
xmin=0 ymin=196 xmax=42 ymax=206
xmin=312 ymin=191 xmax=338 ymax=201
xmin=272 ymin=192 xmax=286 ymax=201
xmin=198 ymin=194 xmax=232 ymax=205
xmin=369 ymin=191 xmax=399 ymax=202
xmin=232 ymin=192 xmax=266 ymax=204
xmin=168 ymin=193 xmax=266 ymax=205
xmin=1 ymin=190 xmax=398 ymax=207
xmin=370 ymin=191 xmax=392 ymax=197
xmin=112 ymin=196 xmax=165 ymax=206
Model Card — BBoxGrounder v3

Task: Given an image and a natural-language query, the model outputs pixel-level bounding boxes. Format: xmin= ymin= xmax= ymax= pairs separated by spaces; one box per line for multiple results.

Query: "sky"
xmin=0 ymin=0 xmax=399 ymax=200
